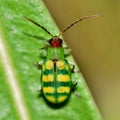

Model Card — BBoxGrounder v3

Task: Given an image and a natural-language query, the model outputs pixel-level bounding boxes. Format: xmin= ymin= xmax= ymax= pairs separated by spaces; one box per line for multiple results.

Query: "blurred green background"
xmin=44 ymin=0 xmax=120 ymax=120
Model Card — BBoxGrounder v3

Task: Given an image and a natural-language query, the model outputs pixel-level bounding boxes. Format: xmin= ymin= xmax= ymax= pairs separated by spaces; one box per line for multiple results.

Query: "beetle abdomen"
xmin=41 ymin=60 xmax=72 ymax=104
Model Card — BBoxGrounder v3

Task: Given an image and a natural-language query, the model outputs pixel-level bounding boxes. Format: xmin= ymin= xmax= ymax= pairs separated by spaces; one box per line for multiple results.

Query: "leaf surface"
xmin=0 ymin=0 xmax=102 ymax=120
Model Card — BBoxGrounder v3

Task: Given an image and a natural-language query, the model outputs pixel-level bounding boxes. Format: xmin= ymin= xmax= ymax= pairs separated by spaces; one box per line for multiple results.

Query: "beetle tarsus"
xmin=72 ymin=81 xmax=80 ymax=97
xmin=40 ymin=45 xmax=48 ymax=50
xmin=34 ymin=62 xmax=42 ymax=69
xmin=72 ymin=81 xmax=78 ymax=89
xmin=37 ymin=88 xmax=42 ymax=92
xmin=74 ymin=91 xmax=80 ymax=97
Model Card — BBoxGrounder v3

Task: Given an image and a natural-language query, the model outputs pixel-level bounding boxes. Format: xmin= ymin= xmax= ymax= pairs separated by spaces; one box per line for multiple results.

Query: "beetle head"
xmin=49 ymin=36 xmax=62 ymax=47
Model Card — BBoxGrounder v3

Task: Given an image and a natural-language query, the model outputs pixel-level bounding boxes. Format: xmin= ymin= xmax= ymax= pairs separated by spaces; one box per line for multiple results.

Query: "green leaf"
xmin=0 ymin=63 xmax=20 ymax=120
xmin=0 ymin=0 xmax=102 ymax=120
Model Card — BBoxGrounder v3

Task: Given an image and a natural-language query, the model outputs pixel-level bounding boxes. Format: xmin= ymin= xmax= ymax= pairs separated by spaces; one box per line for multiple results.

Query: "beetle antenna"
xmin=24 ymin=16 xmax=53 ymax=37
xmin=58 ymin=14 xmax=99 ymax=37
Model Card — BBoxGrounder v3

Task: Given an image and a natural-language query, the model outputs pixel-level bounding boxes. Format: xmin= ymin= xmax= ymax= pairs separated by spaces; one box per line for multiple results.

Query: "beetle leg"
xmin=71 ymin=64 xmax=75 ymax=73
xmin=34 ymin=61 xmax=43 ymax=69
xmin=37 ymin=85 xmax=43 ymax=97
xmin=64 ymin=47 xmax=72 ymax=57
xmin=40 ymin=47 xmax=47 ymax=58
xmin=72 ymin=81 xmax=77 ymax=89
xmin=73 ymin=91 xmax=80 ymax=97
xmin=68 ymin=62 xmax=75 ymax=73
xmin=37 ymin=88 xmax=42 ymax=92
xmin=40 ymin=49 xmax=47 ymax=58
xmin=72 ymin=81 xmax=80 ymax=97
xmin=37 ymin=83 xmax=43 ymax=92
xmin=68 ymin=62 xmax=80 ymax=73
xmin=40 ymin=45 xmax=48 ymax=50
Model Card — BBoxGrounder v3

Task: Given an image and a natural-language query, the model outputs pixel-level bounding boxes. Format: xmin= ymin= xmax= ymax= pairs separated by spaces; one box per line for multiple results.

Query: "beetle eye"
xmin=59 ymin=39 xmax=62 ymax=44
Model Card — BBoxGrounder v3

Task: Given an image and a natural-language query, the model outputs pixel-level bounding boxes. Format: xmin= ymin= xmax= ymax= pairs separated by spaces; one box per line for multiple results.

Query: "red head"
xmin=49 ymin=36 xmax=62 ymax=47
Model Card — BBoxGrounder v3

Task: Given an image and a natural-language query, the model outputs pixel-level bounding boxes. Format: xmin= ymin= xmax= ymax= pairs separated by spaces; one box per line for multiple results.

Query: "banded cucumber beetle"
xmin=25 ymin=15 xmax=97 ymax=105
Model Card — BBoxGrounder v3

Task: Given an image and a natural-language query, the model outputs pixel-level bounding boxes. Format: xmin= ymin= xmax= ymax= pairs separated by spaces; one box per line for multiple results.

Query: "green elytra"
xmin=25 ymin=15 xmax=97 ymax=105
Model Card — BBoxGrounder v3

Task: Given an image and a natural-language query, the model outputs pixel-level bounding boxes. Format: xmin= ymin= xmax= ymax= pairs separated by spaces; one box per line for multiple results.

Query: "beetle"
xmin=25 ymin=15 xmax=97 ymax=105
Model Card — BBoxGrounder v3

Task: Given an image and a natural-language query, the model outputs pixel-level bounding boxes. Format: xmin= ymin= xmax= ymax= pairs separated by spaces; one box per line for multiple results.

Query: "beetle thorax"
xmin=49 ymin=36 xmax=62 ymax=47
